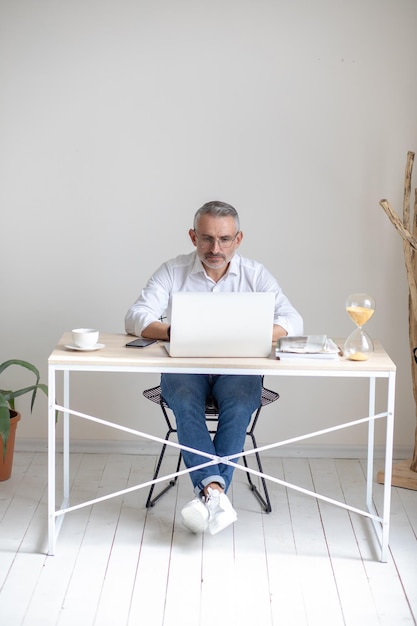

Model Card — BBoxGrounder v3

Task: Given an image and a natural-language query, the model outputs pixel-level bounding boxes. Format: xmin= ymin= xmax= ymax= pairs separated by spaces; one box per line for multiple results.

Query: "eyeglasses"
xmin=193 ymin=231 xmax=240 ymax=249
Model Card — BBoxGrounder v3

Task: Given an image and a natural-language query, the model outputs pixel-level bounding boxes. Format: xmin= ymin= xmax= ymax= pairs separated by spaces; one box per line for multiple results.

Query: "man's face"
xmin=189 ymin=214 xmax=243 ymax=272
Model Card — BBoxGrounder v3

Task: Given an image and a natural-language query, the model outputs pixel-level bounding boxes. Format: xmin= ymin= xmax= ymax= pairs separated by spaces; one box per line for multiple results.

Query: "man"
xmin=125 ymin=201 xmax=303 ymax=535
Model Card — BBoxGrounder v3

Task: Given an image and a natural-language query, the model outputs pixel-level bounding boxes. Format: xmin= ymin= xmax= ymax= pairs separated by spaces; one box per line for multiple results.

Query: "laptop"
xmin=166 ymin=291 xmax=275 ymax=357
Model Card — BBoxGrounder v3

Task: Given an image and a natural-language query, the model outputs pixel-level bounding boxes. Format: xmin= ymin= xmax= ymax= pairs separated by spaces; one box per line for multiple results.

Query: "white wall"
xmin=1 ymin=0 xmax=416 ymax=456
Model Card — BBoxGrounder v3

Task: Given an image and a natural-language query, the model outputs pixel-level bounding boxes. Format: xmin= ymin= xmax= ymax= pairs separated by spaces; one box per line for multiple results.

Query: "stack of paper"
xmin=276 ymin=335 xmax=341 ymax=360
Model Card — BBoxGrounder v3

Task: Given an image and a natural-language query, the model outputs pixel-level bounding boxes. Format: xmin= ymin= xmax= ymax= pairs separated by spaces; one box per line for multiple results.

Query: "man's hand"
xmin=141 ymin=322 xmax=171 ymax=341
xmin=272 ymin=324 xmax=287 ymax=343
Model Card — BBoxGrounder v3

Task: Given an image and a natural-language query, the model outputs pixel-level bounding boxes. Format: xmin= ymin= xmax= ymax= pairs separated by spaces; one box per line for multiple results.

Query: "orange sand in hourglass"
xmin=345 ymin=305 xmax=375 ymax=361
xmin=346 ymin=306 xmax=375 ymax=327
xmin=348 ymin=351 xmax=369 ymax=361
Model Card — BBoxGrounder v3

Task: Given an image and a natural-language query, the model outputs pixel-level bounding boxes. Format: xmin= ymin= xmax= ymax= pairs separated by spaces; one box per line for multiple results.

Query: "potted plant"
xmin=0 ymin=359 xmax=48 ymax=481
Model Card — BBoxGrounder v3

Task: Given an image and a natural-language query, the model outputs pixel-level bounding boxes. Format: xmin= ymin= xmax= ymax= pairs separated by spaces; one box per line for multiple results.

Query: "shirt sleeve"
xmin=124 ymin=263 xmax=172 ymax=337
xmin=274 ymin=289 xmax=304 ymax=336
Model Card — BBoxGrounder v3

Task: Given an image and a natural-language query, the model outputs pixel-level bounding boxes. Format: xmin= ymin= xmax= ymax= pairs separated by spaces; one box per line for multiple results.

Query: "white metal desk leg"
xmin=381 ymin=371 xmax=396 ymax=562
xmin=47 ymin=365 xmax=56 ymax=556
xmin=63 ymin=370 xmax=70 ymax=501
xmin=366 ymin=377 xmax=376 ymax=509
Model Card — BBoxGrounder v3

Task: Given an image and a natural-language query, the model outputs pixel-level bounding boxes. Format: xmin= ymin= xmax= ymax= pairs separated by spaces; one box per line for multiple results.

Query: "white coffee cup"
xmin=72 ymin=328 xmax=99 ymax=349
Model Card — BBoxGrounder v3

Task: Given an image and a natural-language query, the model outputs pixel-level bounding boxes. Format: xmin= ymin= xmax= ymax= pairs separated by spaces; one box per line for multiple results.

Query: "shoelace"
xmin=205 ymin=490 xmax=221 ymax=518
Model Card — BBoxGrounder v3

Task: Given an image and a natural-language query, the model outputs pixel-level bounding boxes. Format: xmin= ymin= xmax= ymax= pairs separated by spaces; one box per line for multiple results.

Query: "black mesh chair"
xmin=142 ymin=383 xmax=279 ymax=513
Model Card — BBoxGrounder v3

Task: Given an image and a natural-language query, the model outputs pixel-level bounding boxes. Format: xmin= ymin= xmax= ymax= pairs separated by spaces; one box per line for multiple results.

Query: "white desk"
xmin=48 ymin=333 xmax=396 ymax=560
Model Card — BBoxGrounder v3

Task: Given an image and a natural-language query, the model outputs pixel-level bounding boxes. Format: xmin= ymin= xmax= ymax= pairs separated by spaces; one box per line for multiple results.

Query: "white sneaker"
xmin=181 ymin=497 xmax=209 ymax=533
xmin=205 ymin=487 xmax=237 ymax=535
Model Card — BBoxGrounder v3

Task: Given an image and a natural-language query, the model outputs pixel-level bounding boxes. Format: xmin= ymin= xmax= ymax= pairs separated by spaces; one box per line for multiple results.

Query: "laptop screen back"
xmin=167 ymin=292 xmax=275 ymax=357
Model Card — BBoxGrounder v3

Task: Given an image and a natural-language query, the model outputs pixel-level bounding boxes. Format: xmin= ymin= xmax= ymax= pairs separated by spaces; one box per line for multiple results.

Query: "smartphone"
xmin=126 ymin=338 xmax=157 ymax=348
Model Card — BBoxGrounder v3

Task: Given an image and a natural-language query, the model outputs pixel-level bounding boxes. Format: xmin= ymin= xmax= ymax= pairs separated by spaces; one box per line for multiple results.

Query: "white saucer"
xmin=65 ymin=343 xmax=105 ymax=352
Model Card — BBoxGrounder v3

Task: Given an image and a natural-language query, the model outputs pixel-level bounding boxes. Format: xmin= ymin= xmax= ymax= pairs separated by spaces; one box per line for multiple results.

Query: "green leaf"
xmin=0 ymin=360 xmax=40 ymax=382
xmin=0 ymin=401 xmax=10 ymax=461
xmin=4 ymin=385 xmax=41 ymax=403
xmin=0 ymin=360 xmax=48 ymax=459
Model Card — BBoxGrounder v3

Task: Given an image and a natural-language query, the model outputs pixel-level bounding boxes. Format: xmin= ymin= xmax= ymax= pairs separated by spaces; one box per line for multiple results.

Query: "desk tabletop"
xmin=48 ymin=333 xmax=396 ymax=376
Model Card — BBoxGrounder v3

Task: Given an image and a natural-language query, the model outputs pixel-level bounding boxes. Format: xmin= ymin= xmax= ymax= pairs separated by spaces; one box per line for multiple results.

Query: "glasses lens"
xmin=197 ymin=233 xmax=237 ymax=248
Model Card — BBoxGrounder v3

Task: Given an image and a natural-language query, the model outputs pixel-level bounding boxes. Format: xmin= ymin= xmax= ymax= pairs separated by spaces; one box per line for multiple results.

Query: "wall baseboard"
xmin=16 ymin=438 xmax=413 ymax=460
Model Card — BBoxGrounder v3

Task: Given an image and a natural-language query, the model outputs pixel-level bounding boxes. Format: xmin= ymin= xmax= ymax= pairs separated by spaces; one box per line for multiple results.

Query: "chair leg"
xmin=147 ymin=441 xmax=272 ymax=512
xmin=144 ymin=392 xmax=273 ymax=512
xmin=146 ymin=437 xmax=182 ymax=508
xmin=243 ymin=432 xmax=272 ymax=513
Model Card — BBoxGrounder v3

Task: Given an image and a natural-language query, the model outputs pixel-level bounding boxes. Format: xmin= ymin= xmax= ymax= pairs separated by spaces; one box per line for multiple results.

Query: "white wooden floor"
xmin=1 ymin=452 xmax=416 ymax=626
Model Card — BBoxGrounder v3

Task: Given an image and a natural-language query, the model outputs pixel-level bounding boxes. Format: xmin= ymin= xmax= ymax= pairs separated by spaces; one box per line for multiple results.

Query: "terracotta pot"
xmin=0 ymin=410 xmax=21 ymax=481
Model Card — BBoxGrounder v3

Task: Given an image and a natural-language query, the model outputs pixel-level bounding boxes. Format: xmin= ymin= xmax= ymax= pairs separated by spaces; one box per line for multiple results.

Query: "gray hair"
xmin=193 ymin=201 xmax=240 ymax=231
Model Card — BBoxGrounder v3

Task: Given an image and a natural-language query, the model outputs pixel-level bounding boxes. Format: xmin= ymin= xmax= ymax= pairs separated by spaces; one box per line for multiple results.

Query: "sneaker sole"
xmin=208 ymin=512 xmax=237 ymax=535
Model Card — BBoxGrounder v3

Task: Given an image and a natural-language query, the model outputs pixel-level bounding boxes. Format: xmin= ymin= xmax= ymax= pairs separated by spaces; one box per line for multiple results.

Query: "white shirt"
xmin=125 ymin=251 xmax=303 ymax=337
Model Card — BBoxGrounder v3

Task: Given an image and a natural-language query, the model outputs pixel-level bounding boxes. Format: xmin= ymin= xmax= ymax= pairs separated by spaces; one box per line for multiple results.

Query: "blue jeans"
xmin=160 ymin=373 xmax=262 ymax=495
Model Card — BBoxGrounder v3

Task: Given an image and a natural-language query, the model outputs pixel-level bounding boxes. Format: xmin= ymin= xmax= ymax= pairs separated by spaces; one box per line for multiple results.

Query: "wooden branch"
xmin=403 ymin=151 xmax=415 ymax=231
xmin=404 ymin=240 xmax=417 ymax=474
xmin=414 ymin=188 xmax=417 ymax=237
xmin=380 ymin=152 xmax=417 ymax=479
xmin=403 ymin=186 xmax=417 ymax=319
xmin=379 ymin=199 xmax=417 ymax=250
xmin=411 ymin=188 xmax=417 ymax=473
xmin=405 ymin=247 xmax=417 ymax=326
xmin=412 ymin=188 xmax=417 ymax=282
xmin=412 ymin=189 xmax=417 ymax=268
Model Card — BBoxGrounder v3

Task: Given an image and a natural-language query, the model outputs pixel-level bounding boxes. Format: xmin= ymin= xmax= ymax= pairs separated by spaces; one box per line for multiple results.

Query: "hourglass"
xmin=343 ymin=293 xmax=375 ymax=361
